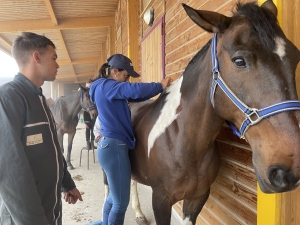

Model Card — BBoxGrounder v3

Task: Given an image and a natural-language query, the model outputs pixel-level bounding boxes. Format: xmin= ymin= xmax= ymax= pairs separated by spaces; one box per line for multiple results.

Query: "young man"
xmin=0 ymin=32 xmax=82 ymax=225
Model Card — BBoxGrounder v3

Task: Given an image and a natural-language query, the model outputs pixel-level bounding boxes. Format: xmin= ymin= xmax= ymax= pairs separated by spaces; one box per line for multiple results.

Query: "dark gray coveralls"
xmin=0 ymin=73 xmax=75 ymax=225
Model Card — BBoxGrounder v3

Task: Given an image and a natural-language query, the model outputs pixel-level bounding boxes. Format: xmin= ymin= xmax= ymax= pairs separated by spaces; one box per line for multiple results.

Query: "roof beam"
xmin=0 ymin=46 xmax=12 ymax=56
xmin=44 ymin=0 xmax=58 ymax=26
xmin=57 ymin=30 xmax=78 ymax=83
xmin=57 ymin=56 xmax=101 ymax=66
xmin=0 ymin=17 xmax=115 ymax=33
xmin=57 ymin=71 xmax=96 ymax=79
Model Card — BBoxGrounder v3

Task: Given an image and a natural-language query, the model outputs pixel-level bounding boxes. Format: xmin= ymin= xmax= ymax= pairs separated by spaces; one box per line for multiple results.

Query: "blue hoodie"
xmin=89 ymin=78 xmax=163 ymax=149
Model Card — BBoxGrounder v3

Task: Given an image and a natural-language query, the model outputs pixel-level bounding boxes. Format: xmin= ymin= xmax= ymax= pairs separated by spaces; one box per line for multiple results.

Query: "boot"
xmin=86 ymin=140 xmax=91 ymax=150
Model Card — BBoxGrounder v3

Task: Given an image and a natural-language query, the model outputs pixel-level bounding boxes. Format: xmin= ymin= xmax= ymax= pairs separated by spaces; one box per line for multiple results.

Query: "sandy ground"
xmin=61 ymin=121 xmax=182 ymax=225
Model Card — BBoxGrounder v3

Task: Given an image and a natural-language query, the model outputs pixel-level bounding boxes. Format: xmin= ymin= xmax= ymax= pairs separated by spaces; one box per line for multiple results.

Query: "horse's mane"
xmin=182 ymin=40 xmax=212 ymax=74
xmin=233 ymin=1 xmax=282 ymax=51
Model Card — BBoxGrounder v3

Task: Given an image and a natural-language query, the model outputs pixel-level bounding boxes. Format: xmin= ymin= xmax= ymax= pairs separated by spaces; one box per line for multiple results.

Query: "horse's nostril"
xmin=268 ymin=165 xmax=295 ymax=189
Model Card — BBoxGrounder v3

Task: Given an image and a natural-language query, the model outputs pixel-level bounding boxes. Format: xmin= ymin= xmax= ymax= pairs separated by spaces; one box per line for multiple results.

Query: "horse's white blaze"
xmin=182 ymin=217 xmax=193 ymax=225
xmin=274 ymin=36 xmax=286 ymax=60
xmin=147 ymin=76 xmax=183 ymax=157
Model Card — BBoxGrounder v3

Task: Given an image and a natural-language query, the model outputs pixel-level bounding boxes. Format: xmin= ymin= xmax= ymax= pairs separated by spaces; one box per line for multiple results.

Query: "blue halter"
xmin=80 ymin=90 xmax=97 ymax=111
xmin=210 ymin=34 xmax=300 ymax=139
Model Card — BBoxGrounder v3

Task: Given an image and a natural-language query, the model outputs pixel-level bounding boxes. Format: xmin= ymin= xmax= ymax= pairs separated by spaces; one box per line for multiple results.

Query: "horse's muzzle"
xmin=89 ymin=110 xmax=98 ymax=120
xmin=266 ymin=165 xmax=299 ymax=193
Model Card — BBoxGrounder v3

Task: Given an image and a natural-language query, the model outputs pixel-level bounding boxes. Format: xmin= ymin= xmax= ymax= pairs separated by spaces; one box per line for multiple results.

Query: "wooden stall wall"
xmin=280 ymin=0 xmax=300 ymax=224
xmin=115 ymin=0 xmax=129 ymax=56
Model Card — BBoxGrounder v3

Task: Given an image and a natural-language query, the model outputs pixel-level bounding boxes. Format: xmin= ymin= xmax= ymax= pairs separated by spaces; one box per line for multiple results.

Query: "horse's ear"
xmin=182 ymin=3 xmax=232 ymax=33
xmin=261 ymin=0 xmax=277 ymax=17
xmin=79 ymin=84 xmax=87 ymax=91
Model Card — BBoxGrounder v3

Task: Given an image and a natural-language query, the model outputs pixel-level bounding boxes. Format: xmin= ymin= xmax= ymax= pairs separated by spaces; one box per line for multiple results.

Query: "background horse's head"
xmin=183 ymin=0 xmax=300 ymax=193
xmin=79 ymin=84 xmax=98 ymax=120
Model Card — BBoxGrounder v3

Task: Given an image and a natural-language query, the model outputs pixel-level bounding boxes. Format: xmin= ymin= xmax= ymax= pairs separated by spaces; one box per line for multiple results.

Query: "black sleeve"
xmin=61 ymin=157 xmax=76 ymax=192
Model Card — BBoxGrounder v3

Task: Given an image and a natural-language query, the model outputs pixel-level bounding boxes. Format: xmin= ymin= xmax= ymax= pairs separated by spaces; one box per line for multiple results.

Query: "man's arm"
xmin=0 ymin=93 xmax=48 ymax=225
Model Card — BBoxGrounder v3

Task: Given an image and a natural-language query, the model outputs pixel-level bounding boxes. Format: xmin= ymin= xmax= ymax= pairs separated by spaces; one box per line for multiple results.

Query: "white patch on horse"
xmin=147 ymin=76 xmax=183 ymax=157
xmin=274 ymin=36 xmax=286 ymax=60
xmin=182 ymin=217 xmax=193 ymax=225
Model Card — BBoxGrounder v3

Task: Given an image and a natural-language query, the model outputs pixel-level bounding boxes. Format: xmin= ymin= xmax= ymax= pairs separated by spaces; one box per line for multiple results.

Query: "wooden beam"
xmin=44 ymin=0 xmax=58 ymax=26
xmin=56 ymin=30 xmax=78 ymax=82
xmin=94 ymin=42 xmax=107 ymax=76
xmin=0 ymin=35 xmax=12 ymax=56
xmin=57 ymin=56 xmax=101 ymax=66
xmin=57 ymin=71 xmax=96 ymax=79
xmin=109 ymin=26 xmax=116 ymax=55
xmin=0 ymin=17 xmax=114 ymax=33
xmin=0 ymin=46 xmax=12 ymax=56
xmin=127 ymin=0 xmax=140 ymax=82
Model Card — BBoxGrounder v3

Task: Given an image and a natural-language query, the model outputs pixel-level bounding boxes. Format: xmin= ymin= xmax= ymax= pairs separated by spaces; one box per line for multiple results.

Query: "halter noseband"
xmin=80 ymin=90 xmax=97 ymax=111
xmin=210 ymin=34 xmax=300 ymax=139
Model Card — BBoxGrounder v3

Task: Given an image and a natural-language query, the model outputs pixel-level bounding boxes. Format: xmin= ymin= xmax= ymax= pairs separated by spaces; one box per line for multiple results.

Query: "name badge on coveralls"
xmin=26 ymin=133 xmax=43 ymax=146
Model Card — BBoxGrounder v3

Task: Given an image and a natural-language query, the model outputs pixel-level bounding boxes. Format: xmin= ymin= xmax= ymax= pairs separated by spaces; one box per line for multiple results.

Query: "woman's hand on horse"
xmin=161 ymin=77 xmax=173 ymax=89
xmin=63 ymin=187 xmax=83 ymax=204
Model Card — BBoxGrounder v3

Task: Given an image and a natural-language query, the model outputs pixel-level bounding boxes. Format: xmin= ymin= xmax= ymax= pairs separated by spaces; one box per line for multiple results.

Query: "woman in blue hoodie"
xmin=89 ymin=54 xmax=172 ymax=225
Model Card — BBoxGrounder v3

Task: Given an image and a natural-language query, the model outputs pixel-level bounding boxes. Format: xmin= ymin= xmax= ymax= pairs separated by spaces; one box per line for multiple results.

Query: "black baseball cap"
xmin=107 ymin=54 xmax=140 ymax=78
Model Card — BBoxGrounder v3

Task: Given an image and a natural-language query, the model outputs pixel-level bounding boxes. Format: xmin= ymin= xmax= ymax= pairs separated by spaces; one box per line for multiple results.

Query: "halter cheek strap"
xmin=210 ymin=34 xmax=300 ymax=139
xmin=80 ymin=90 xmax=97 ymax=111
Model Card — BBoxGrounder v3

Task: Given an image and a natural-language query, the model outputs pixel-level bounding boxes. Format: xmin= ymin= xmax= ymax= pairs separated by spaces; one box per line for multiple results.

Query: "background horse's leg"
xmin=131 ymin=180 xmax=148 ymax=225
xmin=57 ymin=130 xmax=64 ymax=154
xmin=152 ymin=188 xmax=173 ymax=225
xmin=66 ymin=131 xmax=76 ymax=170
xmin=182 ymin=190 xmax=210 ymax=225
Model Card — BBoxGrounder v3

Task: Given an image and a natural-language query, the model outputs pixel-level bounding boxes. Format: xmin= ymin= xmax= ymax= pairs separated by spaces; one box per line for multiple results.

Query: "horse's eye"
xmin=232 ymin=57 xmax=246 ymax=68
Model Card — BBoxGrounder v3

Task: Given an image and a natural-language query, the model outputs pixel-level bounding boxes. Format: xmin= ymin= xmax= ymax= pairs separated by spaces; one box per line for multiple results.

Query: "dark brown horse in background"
xmin=129 ymin=1 xmax=300 ymax=224
xmin=50 ymin=85 xmax=97 ymax=169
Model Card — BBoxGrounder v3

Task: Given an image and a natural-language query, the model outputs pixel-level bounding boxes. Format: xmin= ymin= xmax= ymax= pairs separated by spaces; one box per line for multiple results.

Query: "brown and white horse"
xmin=129 ymin=1 xmax=300 ymax=224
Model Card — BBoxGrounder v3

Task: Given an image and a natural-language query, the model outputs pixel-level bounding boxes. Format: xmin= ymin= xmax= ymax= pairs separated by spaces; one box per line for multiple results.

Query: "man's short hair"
xmin=12 ymin=32 xmax=56 ymax=66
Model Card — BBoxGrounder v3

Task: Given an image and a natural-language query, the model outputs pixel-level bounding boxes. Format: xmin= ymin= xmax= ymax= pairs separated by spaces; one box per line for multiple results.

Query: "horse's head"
xmin=183 ymin=0 xmax=300 ymax=193
xmin=79 ymin=84 xmax=98 ymax=120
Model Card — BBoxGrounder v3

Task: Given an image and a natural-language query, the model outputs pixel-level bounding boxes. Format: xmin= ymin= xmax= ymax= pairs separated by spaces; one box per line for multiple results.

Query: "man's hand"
xmin=63 ymin=187 xmax=83 ymax=204
xmin=160 ymin=77 xmax=173 ymax=89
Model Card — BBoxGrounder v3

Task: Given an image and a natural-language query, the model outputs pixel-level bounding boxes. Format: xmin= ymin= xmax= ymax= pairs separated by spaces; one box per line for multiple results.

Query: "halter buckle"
xmin=246 ymin=108 xmax=262 ymax=125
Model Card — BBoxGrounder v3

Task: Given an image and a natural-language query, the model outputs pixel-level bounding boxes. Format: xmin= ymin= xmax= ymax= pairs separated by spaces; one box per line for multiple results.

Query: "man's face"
xmin=39 ymin=45 xmax=59 ymax=81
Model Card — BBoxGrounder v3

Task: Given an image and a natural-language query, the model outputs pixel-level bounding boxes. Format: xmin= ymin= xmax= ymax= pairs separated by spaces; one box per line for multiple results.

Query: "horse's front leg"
xmin=66 ymin=131 xmax=76 ymax=170
xmin=182 ymin=190 xmax=210 ymax=225
xmin=152 ymin=187 xmax=173 ymax=225
xmin=57 ymin=129 xmax=64 ymax=154
xmin=131 ymin=180 xmax=148 ymax=225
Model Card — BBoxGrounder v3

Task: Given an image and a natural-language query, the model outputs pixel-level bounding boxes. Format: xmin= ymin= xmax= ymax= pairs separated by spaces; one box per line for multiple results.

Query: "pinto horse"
xmin=50 ymin=85 xmax=97 ymax=169
xmin=129 ymin=1 xmax=300 ymax=224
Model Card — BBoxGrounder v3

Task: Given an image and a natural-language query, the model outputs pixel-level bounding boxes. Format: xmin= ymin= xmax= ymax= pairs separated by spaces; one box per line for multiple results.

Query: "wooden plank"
xmin=214 ymin=172 xmax=257 ymax=210
xmin=217 ymin=142 xmax=253 ymax=168
xmin=44 ymin=0 xmax=58 ymax=26
xmin=127 ymin=0 xmax=140 ymax=81
xmin=208 ymin=184 xmax=256 ymax=224
xmin=220 ymin=158 xmax=256 ymax=191
xmin=281 ymin=188 xmax=300 ymax=225
xmin=0 ymin=17 xmax=114 ymax=33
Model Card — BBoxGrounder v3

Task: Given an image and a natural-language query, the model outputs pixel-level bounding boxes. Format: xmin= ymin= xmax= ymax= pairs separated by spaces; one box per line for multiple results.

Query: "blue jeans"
xmin=98 ymin=137 xmax=131 ymax=225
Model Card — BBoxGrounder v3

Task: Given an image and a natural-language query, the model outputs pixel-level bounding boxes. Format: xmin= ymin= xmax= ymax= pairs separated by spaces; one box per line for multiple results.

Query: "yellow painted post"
xmin=257 ymin=183 xmax=282 ymax=225
xmin=256 ymin=1 xmax=283 ymax=225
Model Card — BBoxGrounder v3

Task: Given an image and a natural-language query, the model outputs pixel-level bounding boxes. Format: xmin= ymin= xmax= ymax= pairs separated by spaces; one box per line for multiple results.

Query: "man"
xmin=0 ymin=32 xmax=82 ymax=225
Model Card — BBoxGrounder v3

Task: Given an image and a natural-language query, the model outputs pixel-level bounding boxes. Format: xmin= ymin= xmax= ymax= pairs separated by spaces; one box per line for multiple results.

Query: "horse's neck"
xmin=180 ymin=49 xmax=225 ymax=135
xmin=66 ymin=91 xmax=82 ymax=119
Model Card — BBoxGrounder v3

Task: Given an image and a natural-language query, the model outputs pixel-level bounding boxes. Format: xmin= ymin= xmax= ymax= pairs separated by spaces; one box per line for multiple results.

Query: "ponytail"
xmin=90 ymin=63 xmax=111 ymax=82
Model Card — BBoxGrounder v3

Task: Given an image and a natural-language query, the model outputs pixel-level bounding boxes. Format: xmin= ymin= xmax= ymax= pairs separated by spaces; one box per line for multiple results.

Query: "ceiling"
xmin=0 ymin=0 xmax=119 ymax=84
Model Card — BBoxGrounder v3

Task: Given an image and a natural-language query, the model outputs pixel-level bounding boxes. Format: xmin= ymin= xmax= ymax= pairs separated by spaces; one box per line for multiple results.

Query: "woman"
xmin=89 ymin=54 xmax=172 ymax=225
